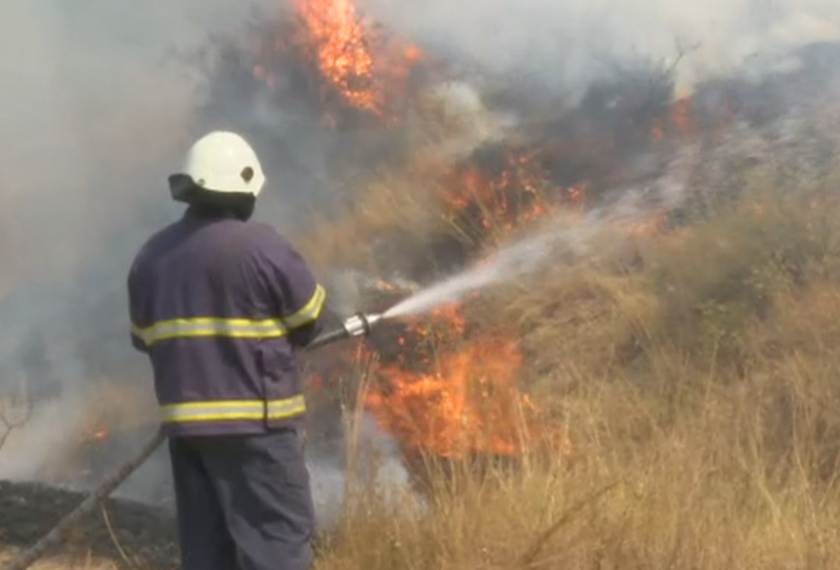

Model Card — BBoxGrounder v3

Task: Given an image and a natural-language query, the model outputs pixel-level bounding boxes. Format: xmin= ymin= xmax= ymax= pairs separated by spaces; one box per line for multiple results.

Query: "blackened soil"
xmin=0 ymin=480 xmax=179 ymax=569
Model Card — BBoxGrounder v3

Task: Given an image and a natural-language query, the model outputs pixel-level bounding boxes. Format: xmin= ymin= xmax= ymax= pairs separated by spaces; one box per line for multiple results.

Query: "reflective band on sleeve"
xmin=283 ymin=284 xmax=326 ymax=329
xmin=131 ymin=317 xmax=288 ymax=347
xmin=267 ymin=395 xmax=307 ymax=419
xmin=160 ymin=395 xmax=306 ymax=424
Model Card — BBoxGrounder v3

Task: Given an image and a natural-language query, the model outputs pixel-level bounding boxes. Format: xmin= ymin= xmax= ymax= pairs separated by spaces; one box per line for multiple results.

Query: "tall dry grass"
xmin=311 ymin=163 xmax=840 ymax=569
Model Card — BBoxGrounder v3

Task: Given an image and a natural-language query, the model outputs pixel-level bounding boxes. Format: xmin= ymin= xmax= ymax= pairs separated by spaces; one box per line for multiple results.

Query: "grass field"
xmin=4 ymin=160 xmax=840 ymax=570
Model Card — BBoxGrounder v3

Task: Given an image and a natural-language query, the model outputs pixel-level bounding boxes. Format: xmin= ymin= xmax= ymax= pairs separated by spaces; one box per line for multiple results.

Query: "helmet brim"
xmin=168 ymin=174 xmax=258 ymax=205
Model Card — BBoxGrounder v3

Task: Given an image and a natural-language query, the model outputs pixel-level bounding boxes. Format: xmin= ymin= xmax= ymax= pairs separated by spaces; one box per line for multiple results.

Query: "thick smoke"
xmin=0 ymin=0 xmax=838 ymax=521
xmin=0 ymin=0 xmax=409 ymax=521
xmin=358 ymin=0 xmax=840 ymax=98
xmin=0 ymin=0 xmax=277 ymax=493
xmin=0 ymin=1 xmax=276 ymax=290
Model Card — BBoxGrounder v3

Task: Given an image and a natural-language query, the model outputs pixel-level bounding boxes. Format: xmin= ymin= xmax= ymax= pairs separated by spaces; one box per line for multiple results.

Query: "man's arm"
xmin=258 ymin=231 xmax=328 ymax=348
xmin=127 ymin=261 xmax=149 ymax=354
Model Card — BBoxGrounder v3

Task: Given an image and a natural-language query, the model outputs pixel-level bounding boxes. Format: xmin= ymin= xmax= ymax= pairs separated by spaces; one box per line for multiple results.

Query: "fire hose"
xmin=0 ymin=312 xmax=384 ymax=570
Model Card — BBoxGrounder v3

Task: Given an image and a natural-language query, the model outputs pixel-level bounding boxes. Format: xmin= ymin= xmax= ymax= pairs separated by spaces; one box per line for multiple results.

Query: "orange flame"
xmin=295 ymin=0 xmax=379 ymax=112
xmin=441 ymin=150 xmax=561 ymax=239
xmin=365 ymin=305 xmax=542 ymax=458
xmin=248 ymin=0 xmax=426 ymax=122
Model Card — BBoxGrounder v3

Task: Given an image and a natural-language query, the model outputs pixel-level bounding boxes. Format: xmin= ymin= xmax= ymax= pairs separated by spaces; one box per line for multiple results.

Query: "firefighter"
xmin=127 ymin=130 xmax=325 ymax=570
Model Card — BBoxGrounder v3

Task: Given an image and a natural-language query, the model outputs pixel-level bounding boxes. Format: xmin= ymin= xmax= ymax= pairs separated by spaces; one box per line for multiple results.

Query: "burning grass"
xmin=308 ymin=167 xmax=840 ymax=570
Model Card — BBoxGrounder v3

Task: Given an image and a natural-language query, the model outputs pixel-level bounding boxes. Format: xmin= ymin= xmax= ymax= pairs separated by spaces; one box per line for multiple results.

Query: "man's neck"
xmin=184 ymin=203 xmax=249 ymax=222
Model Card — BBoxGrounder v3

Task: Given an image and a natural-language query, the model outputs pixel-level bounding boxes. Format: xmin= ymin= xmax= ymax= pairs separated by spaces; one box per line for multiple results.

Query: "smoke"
xmin=357 ymin=0 xmax=840 ymax=97
xmin=0 ymin=1 xmax=265 ymax=290
xmin=0 ymin=0 xmax=410 ymax=520
xmin=0 ymin=0 xmax=279 ymax=487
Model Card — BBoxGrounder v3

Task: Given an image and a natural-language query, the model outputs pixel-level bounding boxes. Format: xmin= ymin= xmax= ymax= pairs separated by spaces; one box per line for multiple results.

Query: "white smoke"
xmin=0 ymin=0 xmax=286 ymax=291
xmin=0 ymin=0 xmax=283 ymax=491
xmin=357 ymin=0 xmax=840 ymax=97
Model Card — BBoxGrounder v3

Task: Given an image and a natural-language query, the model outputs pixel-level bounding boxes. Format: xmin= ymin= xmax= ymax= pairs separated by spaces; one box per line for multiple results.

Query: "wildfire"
xmin=295 ymin=0 xmax=379 ymax=112
xmin=365 ymin=304 xmax=542 ymax=459
xmin=442 ymin=149 xmax=560 ymax=241
xmin=251 ymin=0 xmax=426 ymax=123
xmin=262 ymin=0 xmax=740 ymax=467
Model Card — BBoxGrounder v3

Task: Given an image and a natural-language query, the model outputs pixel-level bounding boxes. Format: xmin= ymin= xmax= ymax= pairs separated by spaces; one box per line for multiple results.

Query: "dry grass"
xmin=0 ymin=550 xmax=129 ymax=570
xmin=308 ymin=164 xmax=840 ymax=570
xmin=6 ymin=162 xmax=840 ymax=570
xmin=291 ymin=163 xmax=449 ymax=271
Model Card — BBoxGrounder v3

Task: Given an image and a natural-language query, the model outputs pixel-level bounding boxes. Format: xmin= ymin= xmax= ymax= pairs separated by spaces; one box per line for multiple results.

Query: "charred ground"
xmin=0 ymin=480 xmax=177 ymax=570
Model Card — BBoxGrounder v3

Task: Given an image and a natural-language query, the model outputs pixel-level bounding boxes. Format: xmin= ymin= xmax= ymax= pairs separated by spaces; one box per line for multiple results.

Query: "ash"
xmin=0 ymin=479 xmax=178 ymax=569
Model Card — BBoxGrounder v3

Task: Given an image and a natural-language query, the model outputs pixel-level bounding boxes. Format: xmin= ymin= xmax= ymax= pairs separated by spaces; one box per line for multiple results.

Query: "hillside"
xmin=3 ymin=1 xmax=840 ymax=569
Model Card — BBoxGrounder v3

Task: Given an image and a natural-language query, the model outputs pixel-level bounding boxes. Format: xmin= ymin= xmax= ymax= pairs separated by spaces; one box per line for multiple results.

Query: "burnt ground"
xmin=0 ymin=480 xmax=179 ymax=569
xmin=0 ymin=479 xmax=341 ymax=570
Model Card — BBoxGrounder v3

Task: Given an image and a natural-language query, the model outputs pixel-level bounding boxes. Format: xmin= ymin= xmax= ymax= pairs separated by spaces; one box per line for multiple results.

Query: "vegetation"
xmin=309 ymin=162 xmax=840 ymax=570
xmin=5 ymin=120 xmax=840 ymax=570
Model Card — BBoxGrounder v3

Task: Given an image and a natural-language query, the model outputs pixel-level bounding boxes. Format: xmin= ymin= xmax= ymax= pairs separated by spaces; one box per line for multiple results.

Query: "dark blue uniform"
xmin=128 ymin=208 xmax=325 ymax=570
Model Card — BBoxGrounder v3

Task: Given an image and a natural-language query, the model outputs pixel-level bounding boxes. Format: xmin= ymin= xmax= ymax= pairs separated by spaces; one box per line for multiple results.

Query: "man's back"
xmin=128 ymin=209 xmax=324 ymax=437
xmin=131 ymin=131 xmax=320 ymax=570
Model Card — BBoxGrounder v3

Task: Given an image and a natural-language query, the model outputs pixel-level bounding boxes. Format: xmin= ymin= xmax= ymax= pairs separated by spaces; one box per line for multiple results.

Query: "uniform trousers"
xmin=168 ymin=428 xmax=316 ymax=570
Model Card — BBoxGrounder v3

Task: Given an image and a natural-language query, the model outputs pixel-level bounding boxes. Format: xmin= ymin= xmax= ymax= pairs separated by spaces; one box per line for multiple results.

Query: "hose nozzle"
xmin=306 ymin=312 xmax=384 ymax=351
xmin=342 ymin=312 xmax=383 ymax=337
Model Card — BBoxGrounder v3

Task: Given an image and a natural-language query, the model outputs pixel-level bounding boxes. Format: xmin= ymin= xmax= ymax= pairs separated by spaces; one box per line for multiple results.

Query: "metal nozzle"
xmin=342 ymin=312 xmax=383 ymax=337
xmin=306 ymin=312 xmax=384 ymax=351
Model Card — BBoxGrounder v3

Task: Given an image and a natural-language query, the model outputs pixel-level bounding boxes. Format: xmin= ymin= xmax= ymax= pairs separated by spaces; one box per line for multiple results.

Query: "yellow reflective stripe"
xmin=267 ymin=396 xmax=307 ymax=419
xmin=131 ymin=284 xmax=327 ymax=346
xmin=283 ymin=284 xmax=326 ymax=329
xmin=132 ymin=317 xmax=288 ymax=346
xmin=160 ymin=395 xmax=306 ymax=423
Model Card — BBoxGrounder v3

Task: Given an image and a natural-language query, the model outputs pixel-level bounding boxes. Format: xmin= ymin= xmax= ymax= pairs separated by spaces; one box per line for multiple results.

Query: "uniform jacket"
xmin=127 ymin=208 xmax=326 ymax=437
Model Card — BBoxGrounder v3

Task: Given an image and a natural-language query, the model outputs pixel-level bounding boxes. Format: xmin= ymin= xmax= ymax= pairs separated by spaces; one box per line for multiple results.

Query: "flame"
xmin=295 ymin=0 xmax=379 ymax=112
xmin=251 ymin=0 xmax=426 ymax=123
xmin=441 ymin=149 xmax=562 ymax=240
xmin=365 ymin=304 xmax=543 ymax=459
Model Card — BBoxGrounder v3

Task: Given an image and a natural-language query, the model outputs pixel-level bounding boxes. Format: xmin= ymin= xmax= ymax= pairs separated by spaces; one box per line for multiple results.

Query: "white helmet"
xmin=170 ymin=131 xmax=266 ymax=200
